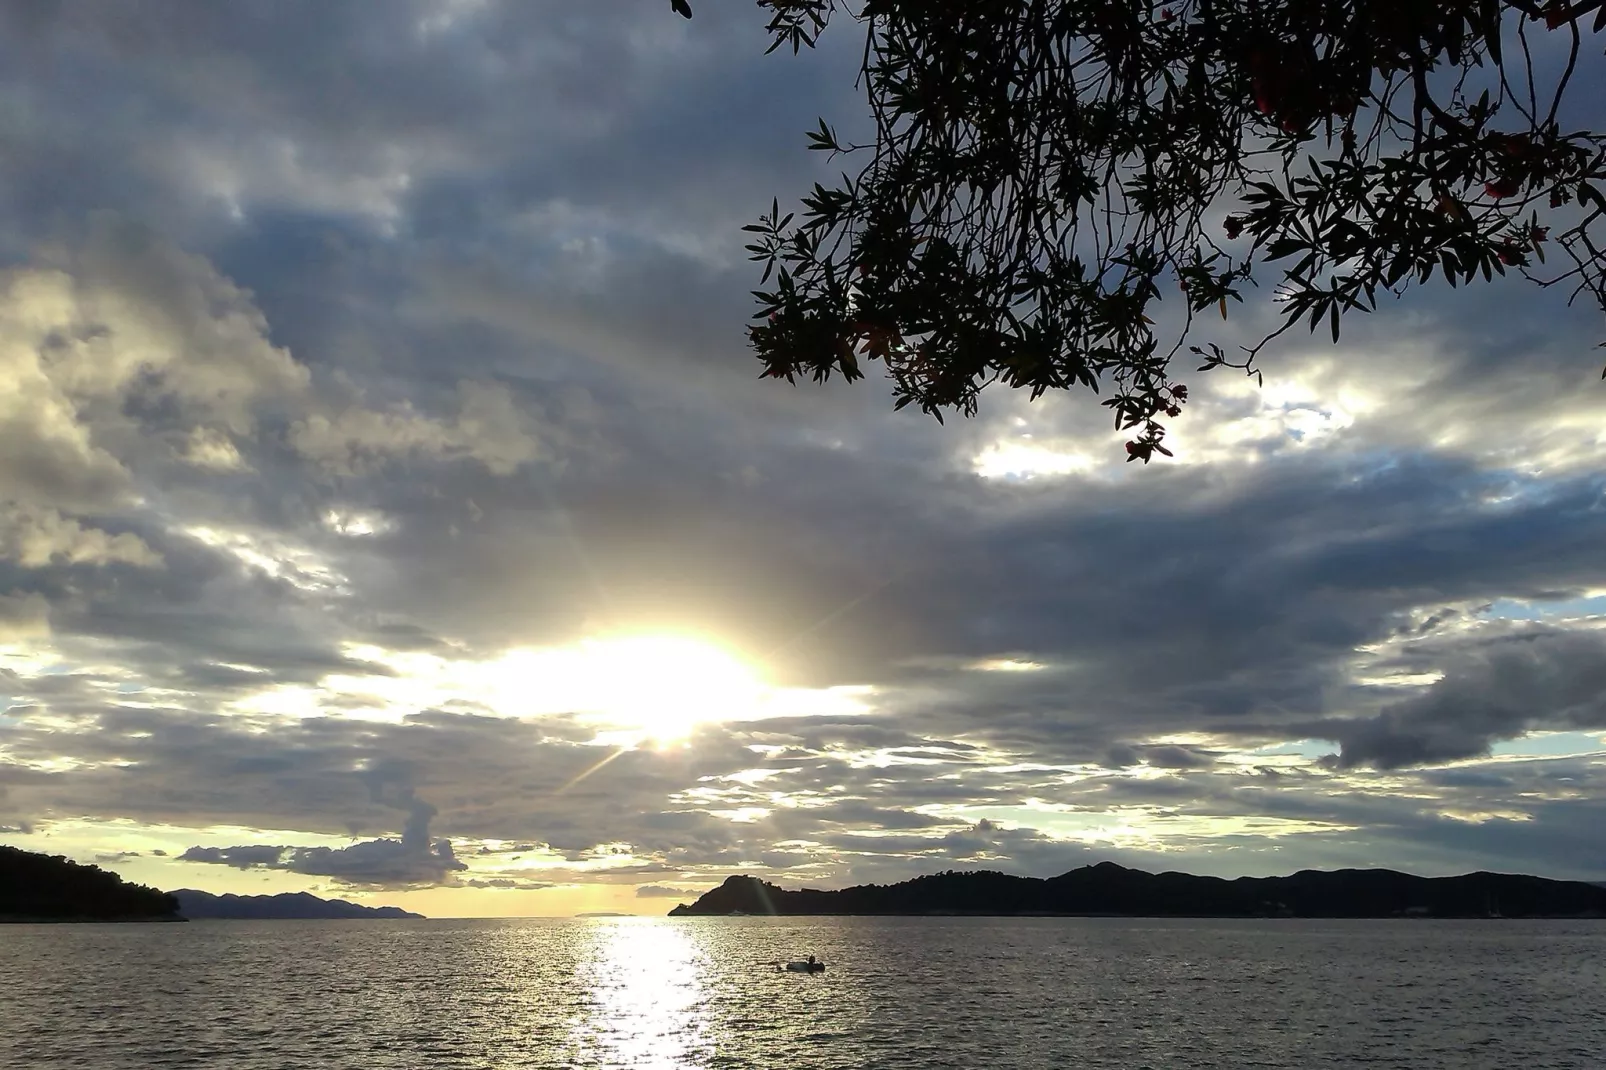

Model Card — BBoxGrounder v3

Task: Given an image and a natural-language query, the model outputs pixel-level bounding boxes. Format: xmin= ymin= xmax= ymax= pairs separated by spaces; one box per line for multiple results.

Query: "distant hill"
xmin=0 ymin=845 xmax=181 ymax=922
xmin=668 ymin=862 xmax=1606 ymax=919
xmin=174 ymin=889 xmax=424 ymax=919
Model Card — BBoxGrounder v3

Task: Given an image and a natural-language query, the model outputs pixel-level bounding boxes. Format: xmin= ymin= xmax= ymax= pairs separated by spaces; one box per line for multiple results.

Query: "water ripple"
xmin=1 ymin=916 xmax=1602 ymax=1068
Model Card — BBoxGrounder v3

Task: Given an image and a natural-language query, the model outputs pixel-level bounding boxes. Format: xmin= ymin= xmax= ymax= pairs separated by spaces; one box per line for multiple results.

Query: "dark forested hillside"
xmin=668 ymin=862 xmax=1606 ymax=919
xmin=173 ymin=889 xmax=423 ymax=919
xmin=0 ymin=846 xmax=180 ymax=921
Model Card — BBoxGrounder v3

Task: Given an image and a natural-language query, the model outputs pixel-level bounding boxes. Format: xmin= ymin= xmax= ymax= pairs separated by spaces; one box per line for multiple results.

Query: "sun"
xmin=496 ymin=635 xmax=764 ymax=743
xmin=583 ymin=636 xmax=763 ymax=742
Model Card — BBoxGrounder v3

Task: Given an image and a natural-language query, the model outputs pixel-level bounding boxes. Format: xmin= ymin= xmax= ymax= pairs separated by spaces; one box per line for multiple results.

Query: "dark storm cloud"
xmin=177 ymin=782 xmax=479 ymax=887
xmin=1107 ymin=744 xmax=1218 ymax=770
xmin=179 ymin=835 xmax=465 ymax=887
xmin=1315 ymin=628 xmax=1606 ymax=769
xmin=179 ymin=845 xmax=287 ymax=869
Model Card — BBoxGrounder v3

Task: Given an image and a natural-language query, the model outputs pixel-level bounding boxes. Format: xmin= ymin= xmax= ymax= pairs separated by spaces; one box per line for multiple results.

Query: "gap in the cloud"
xmin=944 ymin=805 xmax=1112 ymax=839
xmin=971 ymin=440 xmax=1099 ymax=481
xmin=1247 ymin=739 xmax=1332 ymax=760
xmin=1483 ymin=595 xmax=1606 ymax=621
xmin=1489 ymin=731 xmax=1606 ymax=759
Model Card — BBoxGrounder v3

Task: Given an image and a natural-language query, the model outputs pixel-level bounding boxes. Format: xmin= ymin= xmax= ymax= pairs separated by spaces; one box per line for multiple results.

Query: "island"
xmin=667 ymin=861 xmax=1606 ymax=919
xmin=173 ymin=889 xmax=424 ymax=919
xmin=1 ymin=845 xmax=181 ymax=922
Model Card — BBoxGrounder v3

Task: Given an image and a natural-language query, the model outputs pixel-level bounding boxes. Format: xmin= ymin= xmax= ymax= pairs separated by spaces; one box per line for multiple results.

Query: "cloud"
xmin=1106 ymin=744 xmax=1216 ymax=770
xmin=1 ymin=220 xmax=309 ymax=466
xmin=0 ymin=216 xmax=548 ymax=541
xmin=1316 ymin=627 xmax=1606 ymax=769
xmin=635 ymin=885 xmax=703 ymax=899
xmin=180 ymin=428 xmax=250 ymax=472
xmin=0 ymin=591 xmax=50 ymax=642
xmin=176 ymin=837 xmax=463 ymax=886
xmin=179 ymin=845 xmax=287 ymax=869
xmin=0 ymin=505 xmax=161 ymax=569
xmin=180 ymin=789 xmax=467 ymax=887
xmin=288 ymin=380 xmax=544 ymax=477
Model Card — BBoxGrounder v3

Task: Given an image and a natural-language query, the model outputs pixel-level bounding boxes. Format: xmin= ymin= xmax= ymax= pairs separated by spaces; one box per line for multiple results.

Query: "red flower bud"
xmin=1252 ymin=78 xmax=1274 ymax=117
xmin=1497 ymin=243 xmax=1529 ymax=267
xmin=1484 ymin=177 xmax=1522 ymax=199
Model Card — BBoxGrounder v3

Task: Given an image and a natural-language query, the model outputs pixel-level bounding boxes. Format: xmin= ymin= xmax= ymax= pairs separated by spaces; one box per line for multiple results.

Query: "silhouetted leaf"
xmin=731 ymin=0 xmax=1606 ymax=461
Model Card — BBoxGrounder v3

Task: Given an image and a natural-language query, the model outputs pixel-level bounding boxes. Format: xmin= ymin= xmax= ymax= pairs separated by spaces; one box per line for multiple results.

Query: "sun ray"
xmin=756 ymin=565 xmax=909 ymax=668
xmin=554 ymin=744 xmax=632 ymax=796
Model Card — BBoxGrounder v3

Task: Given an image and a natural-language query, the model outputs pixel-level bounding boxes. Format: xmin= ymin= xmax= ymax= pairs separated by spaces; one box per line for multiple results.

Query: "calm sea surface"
xmin=1 ymin=916 xmax=1602 ymax=1069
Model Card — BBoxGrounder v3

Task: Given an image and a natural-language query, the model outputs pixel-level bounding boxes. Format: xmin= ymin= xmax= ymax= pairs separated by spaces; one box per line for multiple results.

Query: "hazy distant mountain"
xmin=669 ymin=861 xmax=1606 ymax=919
xmin=174 ymin=889 xmax=424 ymax=919
xmin=1 ymin=845 xmax=180 ymax=922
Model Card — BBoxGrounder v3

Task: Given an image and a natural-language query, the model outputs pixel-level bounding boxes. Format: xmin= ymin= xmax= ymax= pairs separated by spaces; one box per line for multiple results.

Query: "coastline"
xmin=0 ymin=914 xmax=187 ymax=924
xmin=668 ymin=865 xmax=1606 ymax=920
xmin=670 ymin=909 xmax=1606 ymax=920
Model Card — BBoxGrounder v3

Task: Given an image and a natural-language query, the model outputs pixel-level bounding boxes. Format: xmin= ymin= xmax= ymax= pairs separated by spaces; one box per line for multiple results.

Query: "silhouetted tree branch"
xmin=686 ymin=1 xmax=1606 ymax=460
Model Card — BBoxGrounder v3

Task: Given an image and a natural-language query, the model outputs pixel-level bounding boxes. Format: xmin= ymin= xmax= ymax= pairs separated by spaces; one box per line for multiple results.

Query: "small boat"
xmin=782 ymin=959 xmax=825 ymax=973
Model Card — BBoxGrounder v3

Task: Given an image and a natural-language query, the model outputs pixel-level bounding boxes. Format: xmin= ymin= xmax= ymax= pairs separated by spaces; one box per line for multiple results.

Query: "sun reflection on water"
xmin=562 ymin=919 xmax=713 ymax=1068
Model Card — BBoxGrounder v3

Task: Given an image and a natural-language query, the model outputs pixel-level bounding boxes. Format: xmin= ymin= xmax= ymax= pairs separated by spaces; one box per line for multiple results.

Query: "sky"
xmin=0 ymin=2 xmax=1604 ymax=918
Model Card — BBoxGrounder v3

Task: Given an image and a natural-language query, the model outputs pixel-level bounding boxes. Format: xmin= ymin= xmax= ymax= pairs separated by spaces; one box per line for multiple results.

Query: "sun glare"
xmin=492 ymin=635 xmax=764 ymax=743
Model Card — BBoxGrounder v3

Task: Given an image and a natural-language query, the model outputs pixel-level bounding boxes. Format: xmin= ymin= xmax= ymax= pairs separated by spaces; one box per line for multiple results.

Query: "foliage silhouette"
xmin=681 ymin=1 xmax=1606 ymax=459
xmin=0 ymin=845 xmax=179 ymax=921
xmin=667 ymin=861 xmax=1606 ymax=917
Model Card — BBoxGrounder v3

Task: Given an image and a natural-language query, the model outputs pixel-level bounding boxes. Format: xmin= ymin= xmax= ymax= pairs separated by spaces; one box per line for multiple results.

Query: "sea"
xmin=1 ymin=916 xmax=1602 ymax=1069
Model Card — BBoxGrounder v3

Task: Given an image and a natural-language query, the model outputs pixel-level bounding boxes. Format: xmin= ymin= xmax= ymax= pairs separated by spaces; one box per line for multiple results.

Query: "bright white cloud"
xmin=0 ymin=505 xmax=160 ymax=569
